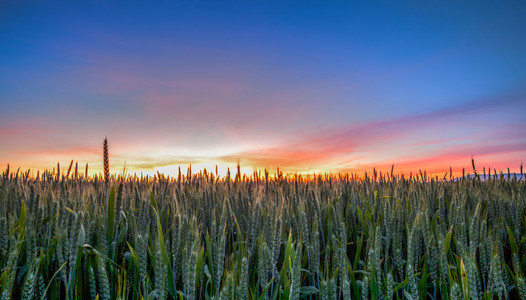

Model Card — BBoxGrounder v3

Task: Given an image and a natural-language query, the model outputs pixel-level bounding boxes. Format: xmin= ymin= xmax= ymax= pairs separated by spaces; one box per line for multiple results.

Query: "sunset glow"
xmin=1 ymin=1 xmax=525 ymax=177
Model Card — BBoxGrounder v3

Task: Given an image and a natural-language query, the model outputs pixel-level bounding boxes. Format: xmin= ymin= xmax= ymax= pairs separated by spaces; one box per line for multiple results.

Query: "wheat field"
xmin=0 ymin=163 xmax=525 ymax=299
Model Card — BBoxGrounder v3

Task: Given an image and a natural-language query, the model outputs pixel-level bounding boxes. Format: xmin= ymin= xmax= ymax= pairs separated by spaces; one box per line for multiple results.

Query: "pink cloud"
xmin=218 ymin=94 xmax=526 ymax=174
xmin=19 ymin=145 xmax=99 ymax=157
xmin=348 ymin=142 xmax=526 ymax=176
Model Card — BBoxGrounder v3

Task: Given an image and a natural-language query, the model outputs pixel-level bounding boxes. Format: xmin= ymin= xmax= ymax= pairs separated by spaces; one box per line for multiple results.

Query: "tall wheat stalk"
xmin=103 ymin=137 xmax=110 ymax=184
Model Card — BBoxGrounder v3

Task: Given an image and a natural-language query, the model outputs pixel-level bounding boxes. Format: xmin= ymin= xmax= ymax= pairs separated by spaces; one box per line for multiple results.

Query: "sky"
xmin=1 ymin=1 xmax=525 ymax=178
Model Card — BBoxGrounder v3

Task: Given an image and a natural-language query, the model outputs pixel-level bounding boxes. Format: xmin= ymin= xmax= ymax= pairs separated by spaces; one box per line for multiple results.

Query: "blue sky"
xmin=1 ymin=1 xmax=525 ymax=176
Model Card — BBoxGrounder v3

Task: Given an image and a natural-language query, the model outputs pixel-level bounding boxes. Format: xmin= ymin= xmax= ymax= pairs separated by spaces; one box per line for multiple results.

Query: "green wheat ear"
xmin=103 ymin=137 xmax=109 ymax=184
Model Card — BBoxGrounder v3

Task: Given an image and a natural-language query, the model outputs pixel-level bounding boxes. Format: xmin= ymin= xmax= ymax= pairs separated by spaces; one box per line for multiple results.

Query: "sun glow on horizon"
xmin=153 ymin=162 xmax=254 ymax=179
xmin=3 ymin=156 xmax=523 ymax=182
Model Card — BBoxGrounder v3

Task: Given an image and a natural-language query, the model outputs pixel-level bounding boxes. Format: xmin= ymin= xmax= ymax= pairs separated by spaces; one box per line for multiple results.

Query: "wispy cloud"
xmin=219 ymin=92 xmax=526 ymax=174
xmin=2 ymin=88 xmax=524 ymax=176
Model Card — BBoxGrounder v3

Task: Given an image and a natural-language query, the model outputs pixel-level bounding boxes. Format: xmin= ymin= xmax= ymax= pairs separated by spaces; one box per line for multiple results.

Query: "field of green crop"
xmin=0 ymin=166 xmax=525 ymax=299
